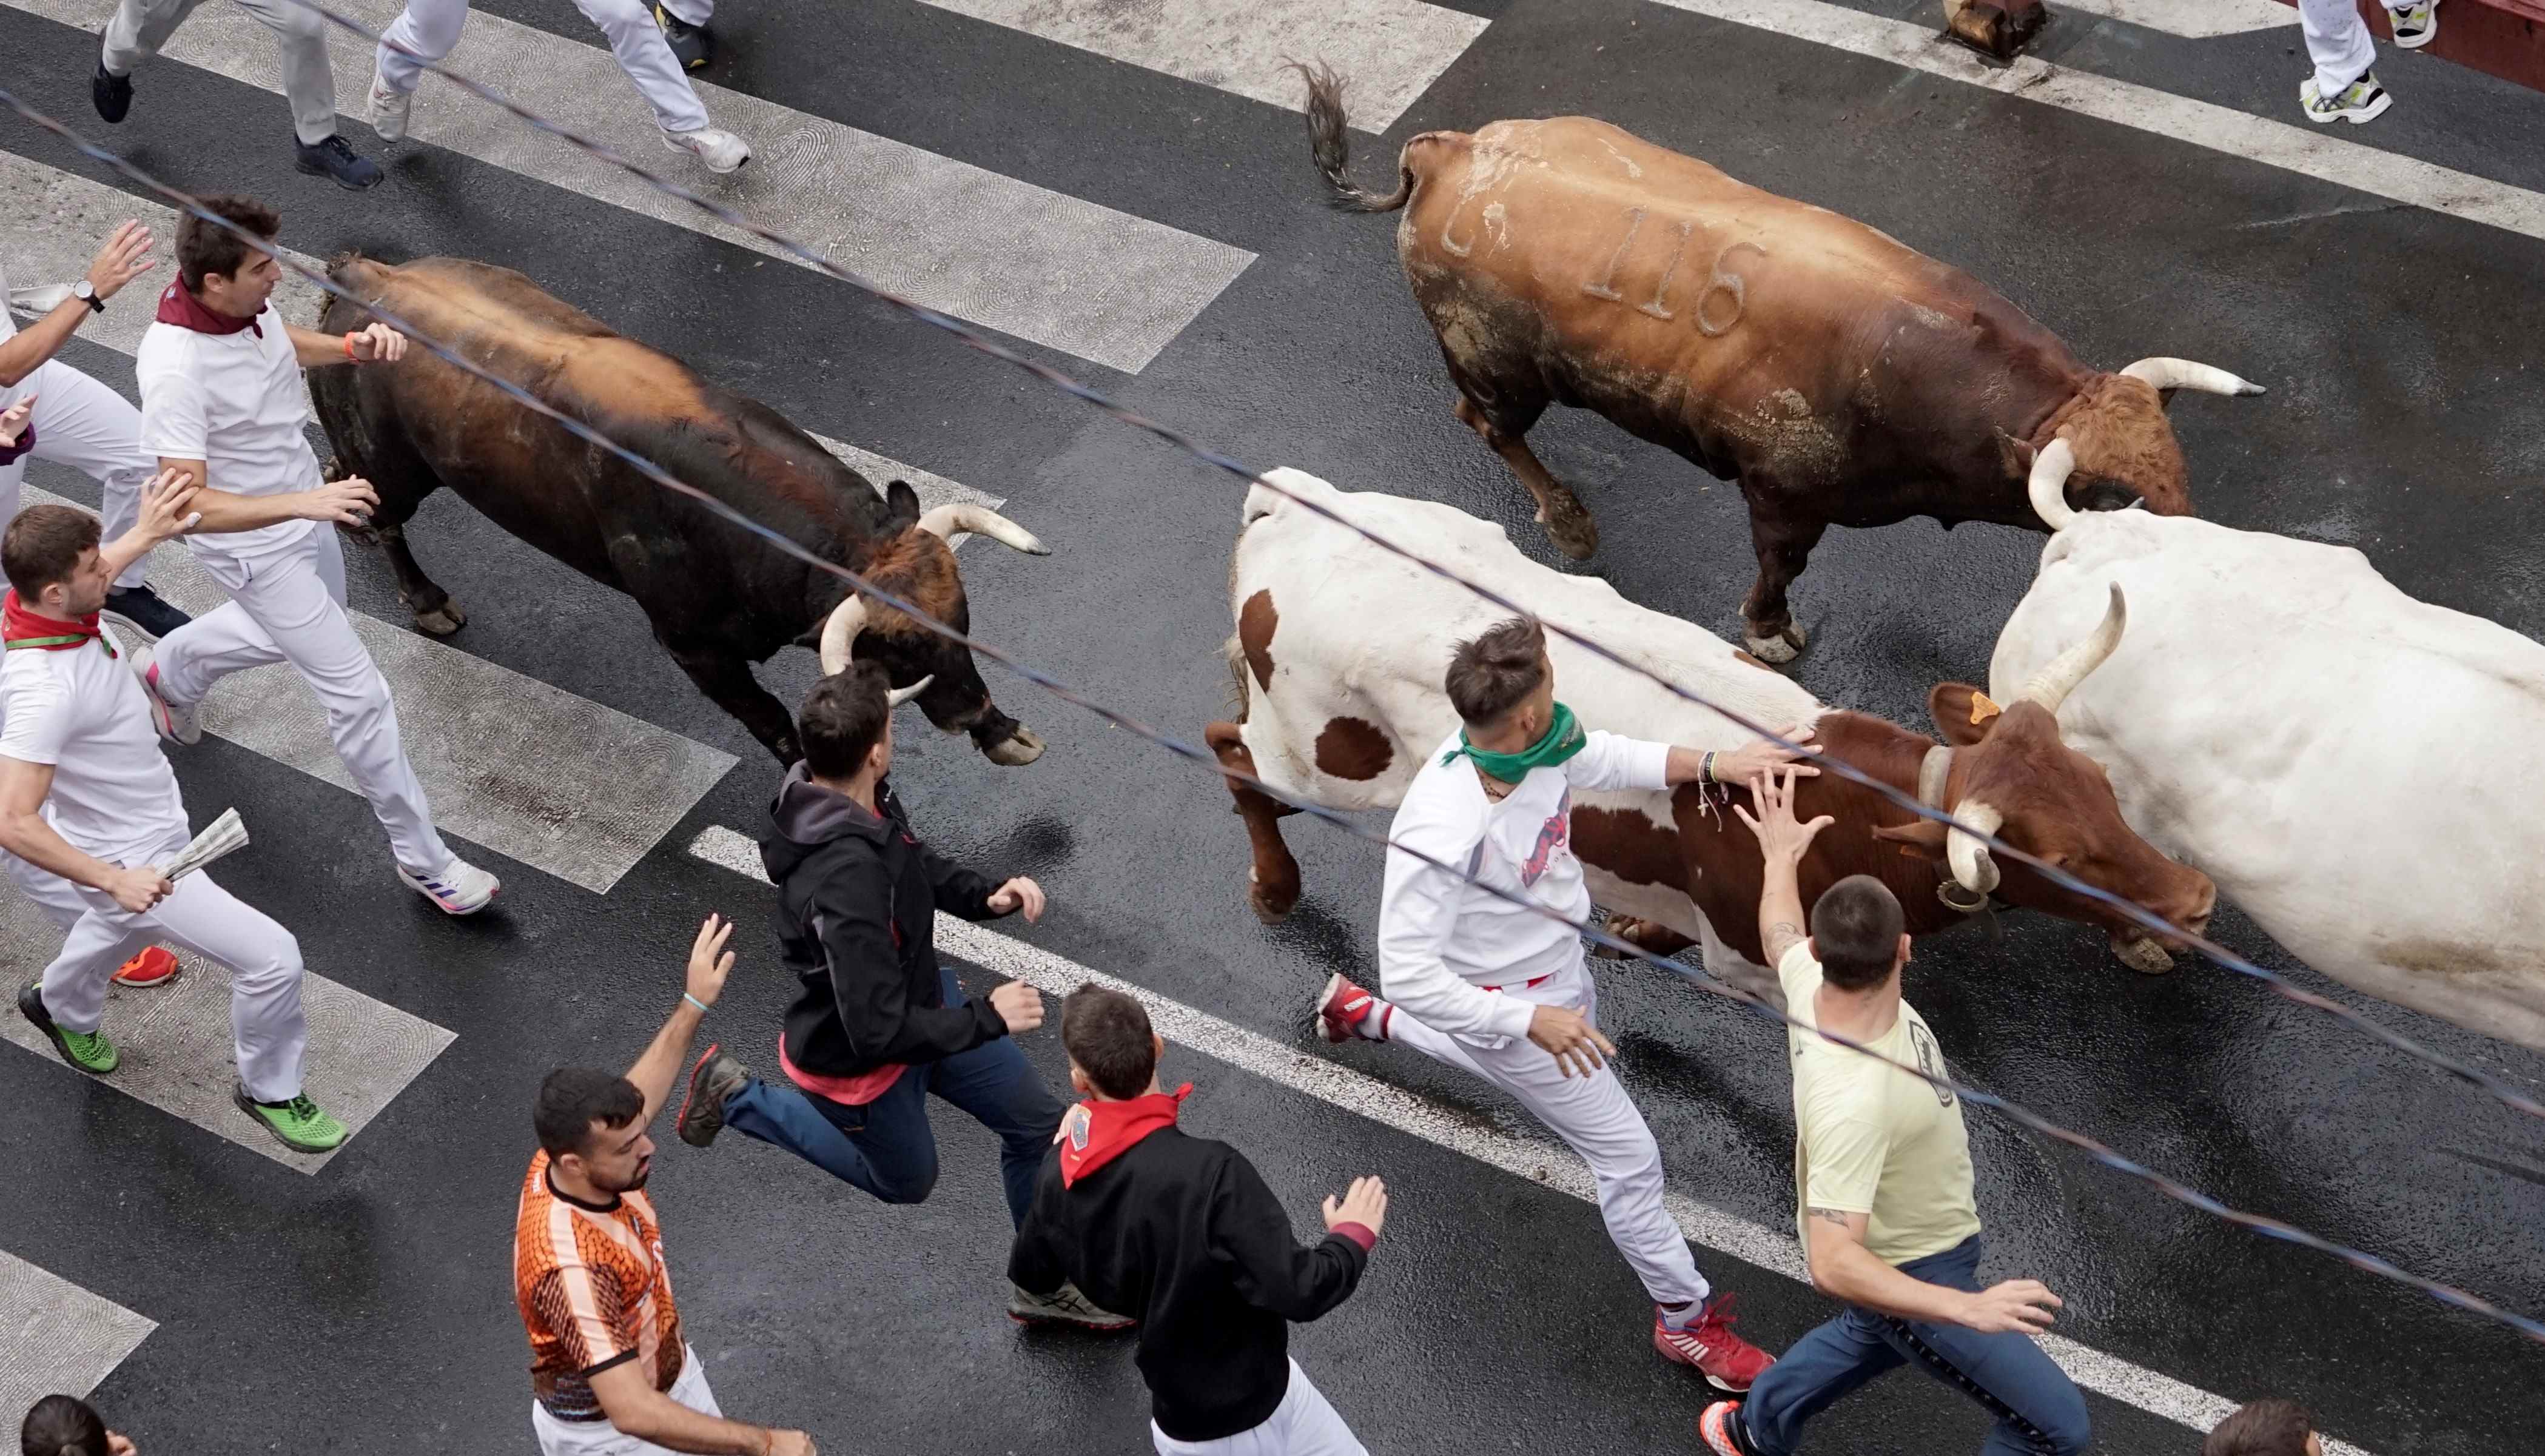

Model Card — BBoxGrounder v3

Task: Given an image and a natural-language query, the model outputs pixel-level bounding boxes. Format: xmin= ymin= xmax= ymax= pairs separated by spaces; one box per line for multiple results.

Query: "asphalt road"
xmin=1 ymin=1 xmax=2541 ymax=1452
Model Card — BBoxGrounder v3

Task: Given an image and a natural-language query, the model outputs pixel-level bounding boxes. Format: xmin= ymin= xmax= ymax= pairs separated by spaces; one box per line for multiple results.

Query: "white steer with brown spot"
xmin=1992 ymin=443 xmax=2545 ymax=1051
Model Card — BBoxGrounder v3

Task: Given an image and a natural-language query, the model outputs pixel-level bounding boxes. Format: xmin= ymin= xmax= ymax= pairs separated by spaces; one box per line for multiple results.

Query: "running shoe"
xmin=676 ymin=1044 xmax=750 ymax=1147
xmin=1655 ymin=1295 xmax=1775 ymax=1392
xmin=654 ymin=5 xmax=713 ymax=70
xmin=93 ymin=64 xmax=132 ymax=124
xmin=2388 ymin=1 xmax=2438 ymax=49
xmin=661 ymin=124 xmax=751 ymax=174
xmin=1009 ymin=1281 xmax=1136 ymax=1332
xmin=1316 ymin=973 xmax=1390 ymax=1044
xmin=138 ymin=658 xmax=201 ymax=746
xmin=18 ymin=982 xmax=118 ymax=1074
xmin=1698 ymin=1400 xmax=1758 ymax=1456
xmin=398 ymin=856 xmax=501 ymax=915
xmin=234 ymin=1082 xmax=349 ymax=1153
xmin=112 ymin=947 xmax=181 ymax=988
xmin=2300 ymin=75 xmax=2392 ymax=126
xmin=294 ymin=133 xmax=385 ymax=190
xmin=101 ymin=584 xmax=190 ymax=639
xmin=370 ymin=67 xmax=412 ymax=143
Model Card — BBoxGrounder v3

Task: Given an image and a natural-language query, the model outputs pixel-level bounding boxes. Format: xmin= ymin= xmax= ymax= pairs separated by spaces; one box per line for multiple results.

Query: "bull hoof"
xmin=413 ymin=602 xmax=468 ymax=636
xmin=985 ymin=726 xmax=1046 ymax=767
xmin=1247 ymin=871 xmax=1299 ymax=925
xmin=2114 ymin=936 xmax=2177 ymax=976
xmin=1593 ymin=916 xmax=1653 ymax=958
xmin=1539 ymin=501 xmax=1600 ymax=561
xmin=1743 ymin=622 xmax=1807 ymax=665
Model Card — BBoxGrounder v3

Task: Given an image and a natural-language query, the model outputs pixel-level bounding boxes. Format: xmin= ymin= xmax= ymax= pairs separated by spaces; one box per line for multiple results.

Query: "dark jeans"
xmin=1741 ymin=1236 xmax=2091 ymax=1456
xmin=721 ymin=967 xmax=1063 ymax=1229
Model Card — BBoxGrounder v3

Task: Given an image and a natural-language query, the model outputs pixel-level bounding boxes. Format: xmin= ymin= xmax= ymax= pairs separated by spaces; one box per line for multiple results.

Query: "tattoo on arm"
xmin=1808 ymin=1207 xmax=1852 ymax=1226
xmin=1766 ymin=921 xmax=1806 ymax=961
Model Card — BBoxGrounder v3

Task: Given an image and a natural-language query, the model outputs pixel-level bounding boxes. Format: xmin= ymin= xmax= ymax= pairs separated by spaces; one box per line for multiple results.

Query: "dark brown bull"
xmin=308 ymin=255 xmax=1047 ymax=767
xmin=1298 ymin=65 xmax=2261 ymax=663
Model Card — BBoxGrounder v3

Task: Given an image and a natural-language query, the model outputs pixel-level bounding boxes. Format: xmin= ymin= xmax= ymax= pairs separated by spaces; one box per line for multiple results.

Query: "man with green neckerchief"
xmin=1315 ymin=616 xmax=1812 ymax=1392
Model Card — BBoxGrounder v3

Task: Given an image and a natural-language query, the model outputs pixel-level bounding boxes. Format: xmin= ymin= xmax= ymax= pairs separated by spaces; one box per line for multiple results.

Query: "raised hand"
xmin=1321 ymin=1175 xmax=1389 ymax=1238
xmin=1735 ymin=764 xmax=1835 ymax=867
xmin=85 ymin=220 xmax=155 ymax=300
xmin=685 ymin=913 xmax=736 ymax=1008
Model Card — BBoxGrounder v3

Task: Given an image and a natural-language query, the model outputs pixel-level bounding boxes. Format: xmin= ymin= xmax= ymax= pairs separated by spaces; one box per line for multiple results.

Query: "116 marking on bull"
xmin=1576 ymin=206 xmax=1764 ymax=337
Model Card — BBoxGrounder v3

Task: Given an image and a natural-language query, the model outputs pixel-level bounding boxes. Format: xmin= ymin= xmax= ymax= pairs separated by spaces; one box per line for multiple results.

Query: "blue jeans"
xmin=721 ymin=968 xmax=1063 ymax=1229
xmin=1740 ymin=1236 xmax=2091 ymax=1456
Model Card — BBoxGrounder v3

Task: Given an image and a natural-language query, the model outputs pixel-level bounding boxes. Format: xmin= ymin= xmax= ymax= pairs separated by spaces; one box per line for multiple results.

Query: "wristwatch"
xmin=70 ymin=281 xmax=103 ymax=314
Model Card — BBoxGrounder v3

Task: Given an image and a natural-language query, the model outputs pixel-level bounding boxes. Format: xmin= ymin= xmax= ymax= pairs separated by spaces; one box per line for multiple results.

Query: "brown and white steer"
xmin=1206 ymin=469 xmax=2216 ymax=1003
xmin=1298 ymin=66 xmax=2261 ymax=663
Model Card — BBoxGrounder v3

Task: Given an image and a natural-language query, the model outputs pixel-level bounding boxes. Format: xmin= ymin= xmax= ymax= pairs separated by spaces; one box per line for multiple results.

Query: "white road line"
xmin=1649 ymin=0 xmax=2545 ymax=244
xmin=5 ymin=0 xmax=1256 ymax=372
xmin=912 ymin=0 xmax=1490 ymax=132
xmin=0 ymin=890 xmax=457 ymax=1172
xmin=0 ymin=1250 xmax=155 ymax=1420
xmin=683 ymin=826 xmax=2373 ymax=1454
xmin=2053 ymin=0 xmax=2295 ymax=38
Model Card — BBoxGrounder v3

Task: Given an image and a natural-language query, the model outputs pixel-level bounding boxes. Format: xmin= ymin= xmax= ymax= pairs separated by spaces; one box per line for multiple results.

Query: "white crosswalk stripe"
xmin=911 ymin=0 xmax=1491 ymax=131
xmin=0 ymin=1250 xmax=156 ymax=1420
xmin=4 ymin=0 xmax=1257 ymax=372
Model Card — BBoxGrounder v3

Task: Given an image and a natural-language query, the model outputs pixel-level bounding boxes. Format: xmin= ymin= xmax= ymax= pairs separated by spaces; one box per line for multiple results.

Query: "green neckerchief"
xmin=1442 ymin=701 xmax=1585 ymax=782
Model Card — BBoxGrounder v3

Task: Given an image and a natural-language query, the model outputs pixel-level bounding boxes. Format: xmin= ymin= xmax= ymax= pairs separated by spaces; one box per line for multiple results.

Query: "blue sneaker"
xmin=294 ymin=133 xmax=383 ymax=190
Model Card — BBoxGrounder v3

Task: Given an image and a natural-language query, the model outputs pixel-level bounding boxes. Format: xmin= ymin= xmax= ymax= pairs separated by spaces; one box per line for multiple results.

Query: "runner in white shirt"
xmin=0 ymin=484 xmax=350 ymax=1153
xmin=1313 ymin=616 xmax=1809 ymax=1392
xmin=2 ymin=220 xmax=195 ymax=638
xmin=132 ymin=193 xmax=499 ymax=916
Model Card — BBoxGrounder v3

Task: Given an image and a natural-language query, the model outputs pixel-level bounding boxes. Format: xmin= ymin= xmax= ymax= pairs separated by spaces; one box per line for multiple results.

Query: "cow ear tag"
xmin=1968 ymin=692 xmax=2003 ymax=726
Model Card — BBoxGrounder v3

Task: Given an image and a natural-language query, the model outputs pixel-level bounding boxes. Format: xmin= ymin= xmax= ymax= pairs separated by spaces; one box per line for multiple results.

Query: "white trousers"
xmin=531 ymin=1348 xmax=719 ymax=1456
xmin=374 ymin=0 xmax=711 ymax=133
xmin=101 ymin=0 xmax=339 ymax=146
xmin=1385 ymin=959 xmax=1710 ymax=1307
xmin=10 ymin=831 xmax=309 ymax=1102
xmin=0 ymin=359 xmax=151 ymax=590
xmin=2298 ymin=0 xmax=2379 ymax=95
xmin=153 ymin=527 xmax=452 ymax=876
xmin=1151 ymin=1361 xmax=1365 ymax=1456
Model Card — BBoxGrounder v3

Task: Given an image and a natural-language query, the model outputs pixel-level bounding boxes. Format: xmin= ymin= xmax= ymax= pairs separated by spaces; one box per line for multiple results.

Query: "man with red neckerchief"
xmin=1009 ymin=984 xmax=1386 ymax=1456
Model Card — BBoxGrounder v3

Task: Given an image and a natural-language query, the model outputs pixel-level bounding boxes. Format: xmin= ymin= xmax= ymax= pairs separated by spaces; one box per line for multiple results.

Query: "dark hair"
xmin=533 ymin=1067 xmax=644 ymax=1158
xmin=1809 ymin=874 xmax=1906 ymax=991
xmin=2203 ymin=1400 xmax=2315 ymax=1456
xmin=20 ymin=1394 xmax=107 ymax=1456
xmin=2 ymin=505 xmax=102 ymax=599
xmin=1445 ymin=616 xmax=1548 ymax=726
xmin=1062 ymin=984 xmax=1157 ymax=1100
xmin=176 ymin=193 xmax=281 ymax=289
xmin=799 ymin=661 xmax=892 ymax=779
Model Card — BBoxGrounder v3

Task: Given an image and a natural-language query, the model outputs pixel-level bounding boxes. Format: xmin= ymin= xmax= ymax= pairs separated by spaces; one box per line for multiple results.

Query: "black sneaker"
xmin=103 ymin=584 xmax=191 ymax=639
xmin=674 ymin=1044 xmax=750 ymax=1147
xmin=294 ymin=133 xmax=384 ymax=191
xmin=93 ymin=64 xmax=132 ymax=124
xmin=654 ymin=5 xmax=713 ymax=71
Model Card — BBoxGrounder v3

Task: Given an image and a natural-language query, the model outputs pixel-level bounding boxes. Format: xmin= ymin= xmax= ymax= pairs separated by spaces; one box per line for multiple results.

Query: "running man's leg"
xmin=16 ymin=361 xmax=157 ymax=589
xmin=925 ymin=971 xmax=1066 ymax=1228
xmin=227 ymin=0 xmax=341 ymax=145
xmin=1368 ymin=1001 xmax=1494 ymax=1079
xmin=1869 ymin=1239 xmax=2092 ymax=1456
xmin=141 ymin=868 xmax=310 ymax=1102
xmin=375 ymin=0 xmax=472 ymax=94
xmin=2298 ymin=0 xmax=2378 ymax=94
xmin=100 ymin=0 xmax=209 ymax=76
xmin=1731 ymin=1307 xmax=1908 ymax=1456
xmin=720 ymin=1066 xmax=942 ymax=1204
xmin=568 ymin=0 xmax=711 ymax=132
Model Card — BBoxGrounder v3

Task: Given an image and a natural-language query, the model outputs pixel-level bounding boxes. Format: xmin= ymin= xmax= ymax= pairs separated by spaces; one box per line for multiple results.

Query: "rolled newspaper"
xmin=156 ymin=808 xmax=248 ymax=882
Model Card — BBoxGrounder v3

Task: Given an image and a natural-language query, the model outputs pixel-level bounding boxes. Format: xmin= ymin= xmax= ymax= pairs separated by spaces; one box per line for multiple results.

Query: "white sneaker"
xmin=398 ymin=856 xmax=500 ymax=915
xmin=2300 ymin=74 xmax=2392 ymax=126
xmin=661 ymin=124 xmax=751 ymax=174
xmin=369 ymin=69 xmax=411 ymax=144
xmin=137 ymin=657 xmax=202 ymax=746
xmin=2388 ymin=1 xmax=2438 ymax=50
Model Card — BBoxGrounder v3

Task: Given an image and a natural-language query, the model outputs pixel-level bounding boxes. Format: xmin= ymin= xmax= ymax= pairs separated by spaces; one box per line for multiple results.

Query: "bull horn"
xmin=816 ymin=594 xmax=933 ymax=706
xmin=2119 ymin=358 xmax=2266 ymax=397
xmin=2019 ymin=582 xmax=2128 ymax=714
xmin=916 ymin=503 xmax=1050 ymax=555
xmin=1946 ymin=800 xmax=2003 ymax=897
xmin=2027 ymin=437 xmax=2079 ymax=531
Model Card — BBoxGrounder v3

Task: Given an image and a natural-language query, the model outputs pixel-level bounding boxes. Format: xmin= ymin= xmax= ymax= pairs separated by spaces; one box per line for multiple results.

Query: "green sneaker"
xmin=17 ymin=982 xmax=118 ymax=1073
xmin=234 ymin=1084 xmax=348 ymax=1153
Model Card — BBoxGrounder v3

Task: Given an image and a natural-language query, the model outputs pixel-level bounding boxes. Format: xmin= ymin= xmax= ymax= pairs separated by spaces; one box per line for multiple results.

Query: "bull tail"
xmin=1293 ymin=61 xmax=1413 ymax=213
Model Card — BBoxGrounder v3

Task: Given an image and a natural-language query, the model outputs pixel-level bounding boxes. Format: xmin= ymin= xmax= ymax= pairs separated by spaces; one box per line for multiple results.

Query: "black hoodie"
xmin=761 ymin=764 xmax=1010 ymax=1079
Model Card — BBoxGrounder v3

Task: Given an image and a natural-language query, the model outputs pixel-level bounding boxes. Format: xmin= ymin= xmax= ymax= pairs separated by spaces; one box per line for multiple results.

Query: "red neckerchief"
xmin=155 ymin=280 xmax=261 ymax=337
xmin=2 ymin=589 xmax=112 ymax=656
xmin=1057 ymin=1083 xmax=1192 ymax=1187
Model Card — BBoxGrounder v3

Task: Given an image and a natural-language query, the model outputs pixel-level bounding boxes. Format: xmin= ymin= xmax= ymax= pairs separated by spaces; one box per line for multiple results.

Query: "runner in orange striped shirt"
xmin=513 ymin=914 xmax=816 ymax=1456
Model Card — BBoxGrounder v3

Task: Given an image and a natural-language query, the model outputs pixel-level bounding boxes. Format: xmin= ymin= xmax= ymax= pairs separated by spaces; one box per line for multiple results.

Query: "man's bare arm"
xmin=589 ymin=1361 xmax=802 ymax=1456
xmin=1804 ymin=1208 xmax=2064 ymax=1335
xmin=155 ymin=457 xmax=380 ymax=532
xmin=0 ymin=757 xmax=169 ymax=912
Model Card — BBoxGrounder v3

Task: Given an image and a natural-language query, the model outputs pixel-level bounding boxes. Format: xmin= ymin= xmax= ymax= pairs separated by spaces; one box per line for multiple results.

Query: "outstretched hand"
xmin=0 ymin=395 xmax=33 ymax=448
xmin=684 ymin=914 xmax=736 ymax=1008
xmin=1713 ymin=724 xmax=1821 ymax=787
xmin=1735 ymin=765 xmax=1834 ymax=866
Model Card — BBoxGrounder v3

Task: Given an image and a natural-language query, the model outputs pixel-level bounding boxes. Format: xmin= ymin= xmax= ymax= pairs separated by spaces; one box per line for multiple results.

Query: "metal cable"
xmin=5 ymin=86 xmax=2540 ymax=1349
xmin=239 ymin=0 xmax=2545 ymax=1128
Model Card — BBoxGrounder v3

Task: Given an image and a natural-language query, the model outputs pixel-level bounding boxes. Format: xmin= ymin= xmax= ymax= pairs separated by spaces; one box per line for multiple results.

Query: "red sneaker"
xmin=1655 ymin=1294 xmax=1773 ymax=1392
xmin=1698 ymin=1400 xmax=1757 ymax=1455
xmin=1316 ymin=973 xmax=1390 ymax=1044
xmin=111 ymin=947 xmax=180 ymax=988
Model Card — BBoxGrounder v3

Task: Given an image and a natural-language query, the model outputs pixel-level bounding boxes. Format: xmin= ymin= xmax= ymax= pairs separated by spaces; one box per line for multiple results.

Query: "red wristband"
xmin=1331 ymin=1222 xmax=1377 ymax=1253
xmin=344 ymin=331 xmax=359 ymax=361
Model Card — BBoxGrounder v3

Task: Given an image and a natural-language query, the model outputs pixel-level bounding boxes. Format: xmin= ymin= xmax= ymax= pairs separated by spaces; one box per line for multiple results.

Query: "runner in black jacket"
xmin=671 ymin=662 xmax=1129 ymax=1329
xmin=1011 ymin=984 xmax=1389 ymax=1455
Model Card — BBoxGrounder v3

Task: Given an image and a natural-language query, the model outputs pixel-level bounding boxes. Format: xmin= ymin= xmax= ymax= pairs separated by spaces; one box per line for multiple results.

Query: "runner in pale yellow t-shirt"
xmin=1697 ymin=768 xmax=2089 ymax=1456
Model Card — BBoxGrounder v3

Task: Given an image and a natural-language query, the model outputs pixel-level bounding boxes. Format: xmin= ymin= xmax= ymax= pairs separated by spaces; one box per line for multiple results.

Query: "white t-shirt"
xmin=1 ymin=260 xmax=29 ymax=412
xmin=135 ymin=303 xmax=318 ymax=557
xmin=0 ymin=632 xmax=189 ymax=862
xmin=1377 ymin=728 xmax=1672 ymax=1039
